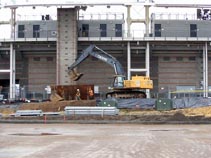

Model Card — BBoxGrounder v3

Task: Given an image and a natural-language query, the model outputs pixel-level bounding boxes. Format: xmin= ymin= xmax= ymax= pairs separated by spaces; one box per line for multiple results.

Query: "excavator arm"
xmin=68 ymin=44 xmax=125 ymax=81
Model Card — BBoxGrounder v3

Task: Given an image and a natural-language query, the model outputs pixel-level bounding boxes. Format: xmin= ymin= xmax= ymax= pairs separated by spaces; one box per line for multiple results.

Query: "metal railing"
xmin=152 ymin=13 xmax=197 ymax=20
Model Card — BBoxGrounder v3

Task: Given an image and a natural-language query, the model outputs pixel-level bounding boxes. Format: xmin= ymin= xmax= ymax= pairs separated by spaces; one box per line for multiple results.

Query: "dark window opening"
xmin=115 ymin=24 xmax=122 ymax=37
xmin=18 ymin=25 xmax=25 ymax=38
xmin=100 ymin=24 xmax=107 ymax=37
xmin=82 ymin=24 xmax=89 ymax=37
xmin=33 ymin=25 xmax=40 ymax=38
xmin=190 ymin=24 xmax=197 ymax=37
xmin=154 ymin=24 xmax=161 ymax=37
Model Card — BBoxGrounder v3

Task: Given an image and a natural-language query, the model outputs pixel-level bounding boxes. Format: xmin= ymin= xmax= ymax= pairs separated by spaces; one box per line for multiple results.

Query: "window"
xmin=18 ymin=25 xmax=25 ymax=38
xmin=115 ymin=24 xmax=122 ymax=37
xmin=190 ymin=24 xmax=197 ymax=37
xmin=163 ymin=57 xmax=170 ymax=61
xmin=33 ymin=25 xmax=40 ymax=38
xmin=154 ymin=24 xmax=161 ymax=37
xmin=82 ymin=24 xmax=89 ymax=37
xmin=100 ymin=24 xmax=107 ymax=37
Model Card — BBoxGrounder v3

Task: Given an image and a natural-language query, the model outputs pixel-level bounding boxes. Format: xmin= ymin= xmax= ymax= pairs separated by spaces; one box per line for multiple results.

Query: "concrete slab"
xmin=0 ymin=124 xmax=211 ymax=158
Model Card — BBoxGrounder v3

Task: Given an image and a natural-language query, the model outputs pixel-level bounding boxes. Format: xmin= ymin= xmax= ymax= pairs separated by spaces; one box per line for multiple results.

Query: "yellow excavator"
xmin=68 ymin=44 xmax=153 ymax=98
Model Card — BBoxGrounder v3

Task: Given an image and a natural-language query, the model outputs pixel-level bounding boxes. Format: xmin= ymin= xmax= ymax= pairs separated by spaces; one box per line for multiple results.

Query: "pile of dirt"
xmin=120 ymin=105 xmax=211 ymax=118
xmin=18 ymin=100 xmax=96 ymax=112
xmin=0 ymin=108 xmax=15 ymax=115
xmin=179 ymin=106 xmax=211 ymax=117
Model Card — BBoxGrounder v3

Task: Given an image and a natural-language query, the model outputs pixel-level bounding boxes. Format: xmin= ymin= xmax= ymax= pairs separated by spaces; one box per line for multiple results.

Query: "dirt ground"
xmin=1 ymin=100 xmax=211 ymax=122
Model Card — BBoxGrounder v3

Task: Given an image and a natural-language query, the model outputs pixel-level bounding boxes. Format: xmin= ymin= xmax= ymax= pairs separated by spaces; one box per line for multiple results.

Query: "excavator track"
xmin=106 ymin=89 xmax=147 ymax=99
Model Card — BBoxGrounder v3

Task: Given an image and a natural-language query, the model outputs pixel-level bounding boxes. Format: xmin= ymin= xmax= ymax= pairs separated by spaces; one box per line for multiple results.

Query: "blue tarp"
xmin=106 ymin=97 xmax=211 ymax=109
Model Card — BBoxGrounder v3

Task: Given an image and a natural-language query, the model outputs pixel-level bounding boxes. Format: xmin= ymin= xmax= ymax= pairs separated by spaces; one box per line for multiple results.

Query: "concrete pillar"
xmin=10 ymin=43 xmax=16 ymax=100
xmin=57 ymin=8 xmax=78 ymax=85
xmin=203 ymin=42 xmax=208 ymax=97
xmin=127 ymin=42 xmax=131 ymax=80
xmin=10 ymin=8 xmax=16 ymax=39
xmin=126 ymin=5 xmax=131 ymax=37
xmin=145 ymin=5 xmax=150 ymax=37
xmin=145 ymin=42 xmax=150 ymax=98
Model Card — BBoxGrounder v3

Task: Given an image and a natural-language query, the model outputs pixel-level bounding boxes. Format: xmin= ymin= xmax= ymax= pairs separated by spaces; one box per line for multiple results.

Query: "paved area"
xmin=0 ymin=124 xmax=211 ymax=158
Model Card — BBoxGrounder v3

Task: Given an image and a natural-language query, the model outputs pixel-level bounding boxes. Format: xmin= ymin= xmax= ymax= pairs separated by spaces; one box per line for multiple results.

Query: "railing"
xmin=79 ymin=13 xmax=124 ymax=20
xmin=152 ymin=13 xmax=197 ymax=20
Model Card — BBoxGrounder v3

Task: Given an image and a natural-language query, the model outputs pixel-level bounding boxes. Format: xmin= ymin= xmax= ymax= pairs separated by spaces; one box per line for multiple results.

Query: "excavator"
xmin=68 ymin=44 xmax=153 ymax=98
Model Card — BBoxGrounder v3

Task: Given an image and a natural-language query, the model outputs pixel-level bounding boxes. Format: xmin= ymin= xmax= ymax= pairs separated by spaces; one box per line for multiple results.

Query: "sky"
xmin=0 ymin=0 xmax=211 ymax=38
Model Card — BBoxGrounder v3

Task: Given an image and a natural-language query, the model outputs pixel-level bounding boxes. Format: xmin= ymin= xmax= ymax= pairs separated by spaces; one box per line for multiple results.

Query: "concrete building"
xmin=0 ymin=2 xmax=211 ymax=100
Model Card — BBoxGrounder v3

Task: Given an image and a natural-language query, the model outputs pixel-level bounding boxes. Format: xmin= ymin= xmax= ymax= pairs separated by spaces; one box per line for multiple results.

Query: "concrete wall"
xmin=57 ymin=8 xmax=78 ymax=85
xmin=78 ymin=20 xmax=124 ymax=37
xmin=152 ymin=20 xmax=211 ymax=37
xmin=16 ymin=19 xmax=124 ymax=38
xmin=16 ymin=20 xmax=57 ymax=38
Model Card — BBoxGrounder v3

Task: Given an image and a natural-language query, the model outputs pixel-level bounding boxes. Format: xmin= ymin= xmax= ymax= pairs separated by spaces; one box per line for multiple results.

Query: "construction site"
xmin=0 ymin=0 xmax=211 ymax=122
xmin=2 ymin=1 xmax=211 ymax=158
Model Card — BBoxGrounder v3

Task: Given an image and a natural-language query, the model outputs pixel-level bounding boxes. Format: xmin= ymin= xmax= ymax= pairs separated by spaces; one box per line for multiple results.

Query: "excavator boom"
xmin=68 ymin=44 xmax=125 ymax=81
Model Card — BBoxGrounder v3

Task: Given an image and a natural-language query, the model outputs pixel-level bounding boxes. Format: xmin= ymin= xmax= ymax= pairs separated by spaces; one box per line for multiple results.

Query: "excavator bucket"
xmin=70 ymin=69 xmax=84 ymax=81
xmin=50 ymin=92 xmax=64 ymax=102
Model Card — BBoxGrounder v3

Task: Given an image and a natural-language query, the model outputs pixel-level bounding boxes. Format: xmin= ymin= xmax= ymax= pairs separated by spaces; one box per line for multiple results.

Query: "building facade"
xmin=0 ymin=4 xmax=211 ymax=100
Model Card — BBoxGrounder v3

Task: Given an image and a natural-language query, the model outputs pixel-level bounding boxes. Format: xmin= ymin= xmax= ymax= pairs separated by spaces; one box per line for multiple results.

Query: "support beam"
xmin=10 ymin=8 xmax=16 ymax=39
xmin=126 ymin=5 xmax=131 ymax=37
xmin=127 ymin=41 xmax=131 ymax=80
xmin=145 ymin=42 xmax=150 ymax=98
xmin=0 ymin=70 xmax=10 ymax=73
xmin=130 ymin=68 xmax=147 ymax=72
xmin=203 ymin=42 xmax=208 ymax=98
xmin=9 ymin=43 xmax=16 ymax=100
xmin=145 ymin=5 xmax=150 ymax=37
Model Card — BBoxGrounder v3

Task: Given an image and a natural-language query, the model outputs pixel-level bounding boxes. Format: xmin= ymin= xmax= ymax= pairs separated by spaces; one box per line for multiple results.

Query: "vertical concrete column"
xmin=203 ymin=42 xmax=208 ymax=97
xmin=57 ymin=8 xmax=78 ymax=85
xmin=127 ymin=41 xmax=131 ymax=80
xmin=145 ymin=42 xmax=150 ymax=98
xmin=10 ymin=43 xmax=16 ymax=100
xmin=126 ymin=5 xmax=131 ymax=37
xmin=145 ymin=5 xmax=150 ymax=37
xmin=10 ymin=8 xmax=16 ymax=39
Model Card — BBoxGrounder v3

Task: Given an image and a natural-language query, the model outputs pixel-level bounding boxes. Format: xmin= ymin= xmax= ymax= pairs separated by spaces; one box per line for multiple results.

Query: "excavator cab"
xmin=113 ymin=75 xmax=124 ymax=88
